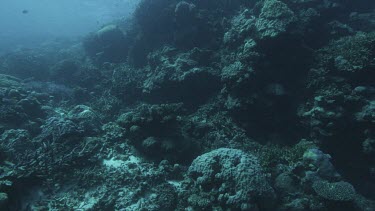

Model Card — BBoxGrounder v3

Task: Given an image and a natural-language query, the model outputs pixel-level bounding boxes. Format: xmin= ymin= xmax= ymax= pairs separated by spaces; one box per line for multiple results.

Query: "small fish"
xmin=22 ymin=10 xmax=28 ymax=14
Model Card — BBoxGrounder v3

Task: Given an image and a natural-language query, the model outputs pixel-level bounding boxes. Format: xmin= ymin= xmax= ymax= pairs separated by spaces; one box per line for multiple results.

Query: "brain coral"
xmin=312 ymin=180 xmax=356 ymax=201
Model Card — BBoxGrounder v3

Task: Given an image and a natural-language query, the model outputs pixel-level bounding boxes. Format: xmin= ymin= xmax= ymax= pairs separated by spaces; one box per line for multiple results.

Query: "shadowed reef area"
xmin=0 ymin=0 xmax=375 ymax=210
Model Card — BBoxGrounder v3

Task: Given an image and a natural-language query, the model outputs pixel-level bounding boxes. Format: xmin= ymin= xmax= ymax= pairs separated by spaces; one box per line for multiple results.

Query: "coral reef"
xmin=0 ymin=0 xmax=374 ymax=210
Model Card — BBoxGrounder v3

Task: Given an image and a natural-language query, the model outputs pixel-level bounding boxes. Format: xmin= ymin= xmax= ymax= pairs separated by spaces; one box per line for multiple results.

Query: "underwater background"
xmin=0 ymin=0 xmax=374 ymax=210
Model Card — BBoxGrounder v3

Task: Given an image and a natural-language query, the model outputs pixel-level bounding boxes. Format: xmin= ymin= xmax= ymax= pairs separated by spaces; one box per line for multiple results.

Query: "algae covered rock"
xmin=49 ymin=59 xmax=79 ymax=84
xmin=83 ymin=24 xmax=128 ymax=63
xmin=143 ymin=47 xmax=220 ymax=106
xmin=187 ymin=148 xmax=276 ymax=210
xmin=0 ymin=74 xmax=21 ymax=88
xmin=0 ymin=51 xmax=50 ymax=80
xmin=356 ymin=100 xmax=375 ymax=123
xmin=174 ymin=1 xmax=196 ymax=24
xmin=68 ymin=105 xmax=102 ymax=135
xmin=116 ymin=103 xmax=198 ymax=163
xmin=302 ymin=148 xmax=340 ymax=180
xmin=255 ymin=0 xmax=295 ymax=39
